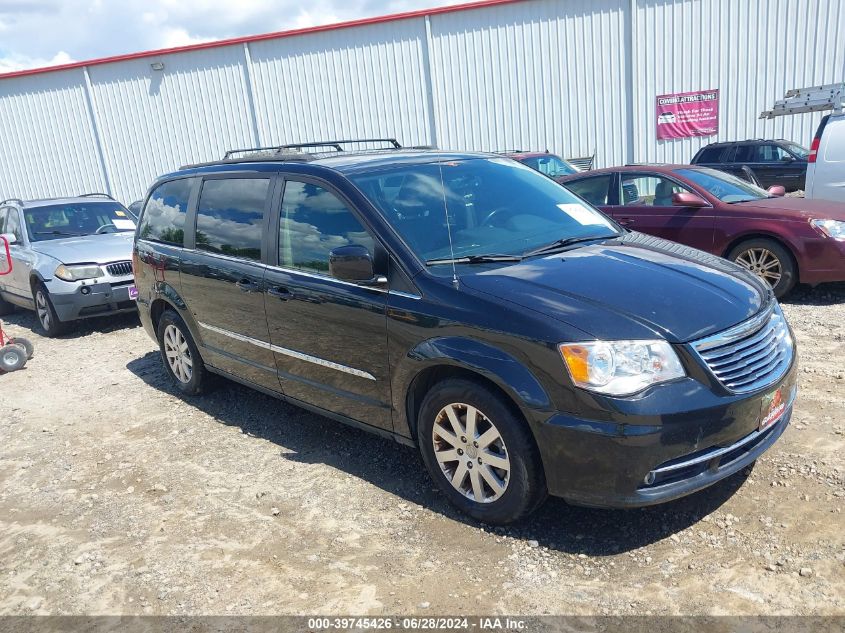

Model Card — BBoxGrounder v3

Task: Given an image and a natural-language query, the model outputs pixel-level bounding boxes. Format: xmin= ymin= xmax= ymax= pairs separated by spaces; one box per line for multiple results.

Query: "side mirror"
xmin=0 ymin=235 xmax=11 ymax=276
xmin=0 ymin=232 xmax=17 ymax=245
xmin=672 ymin=192 xmax=708 ymax=208
xmin=767 ymin=185 xmax=786 ymax=197
xmin=329 ymin=244 xmax=385 ymax=285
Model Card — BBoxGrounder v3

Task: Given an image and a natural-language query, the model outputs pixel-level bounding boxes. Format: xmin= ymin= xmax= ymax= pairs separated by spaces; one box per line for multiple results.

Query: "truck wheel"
xmin=0 ymin=344 xmax=27 ymax=372
xmin=33 ymin=284 xmax=67 ymax=337
xmin=417 ymin=378 xmax=547 ymax=525
xmin=728 ymin=238 xmax=797 ymax=298
xmin=157 ymin=309 xmax=206 ymax=395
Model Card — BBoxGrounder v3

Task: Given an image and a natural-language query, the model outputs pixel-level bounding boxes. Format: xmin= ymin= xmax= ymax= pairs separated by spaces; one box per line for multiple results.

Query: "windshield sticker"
xmin=557 ymin=203 xmax=614 ymax=228
xmin=113 ymin=219 xmax=136 ymax=230
xmin=114 ymin=210 xmax=127 ymax=217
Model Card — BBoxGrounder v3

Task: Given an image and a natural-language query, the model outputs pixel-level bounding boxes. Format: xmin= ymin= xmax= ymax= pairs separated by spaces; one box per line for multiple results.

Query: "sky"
xmin=0 ymin=0 xmax=469 ymax=73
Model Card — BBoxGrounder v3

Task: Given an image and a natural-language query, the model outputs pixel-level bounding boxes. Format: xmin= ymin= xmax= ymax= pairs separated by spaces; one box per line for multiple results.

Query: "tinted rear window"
xmin=195 ymin=178 xmax=269 ymax=261
xmin=694 ymin=146 xmax=725 ymax=163
xmin=139 ymin=179 xmax=193 ymax=246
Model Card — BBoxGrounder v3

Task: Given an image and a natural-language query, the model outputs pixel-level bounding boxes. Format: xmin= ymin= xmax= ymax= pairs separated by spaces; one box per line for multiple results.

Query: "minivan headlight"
xmin=54 ymin=264 xmax=104 ymax=281
xmin=811 ymin=219 xmax=845 ymax=241
xmin=559 ymin=340 xmax=685 ymax=396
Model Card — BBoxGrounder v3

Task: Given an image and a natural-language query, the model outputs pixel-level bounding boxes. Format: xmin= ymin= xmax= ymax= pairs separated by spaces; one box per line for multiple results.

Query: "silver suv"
xmin=0 ymin=194 xmax=137 ymax=336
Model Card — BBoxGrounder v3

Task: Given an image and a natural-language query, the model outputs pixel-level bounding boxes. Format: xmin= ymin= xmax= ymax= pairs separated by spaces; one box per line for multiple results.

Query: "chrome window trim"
xmin=197 ymin=321 xmax=377 ymax=381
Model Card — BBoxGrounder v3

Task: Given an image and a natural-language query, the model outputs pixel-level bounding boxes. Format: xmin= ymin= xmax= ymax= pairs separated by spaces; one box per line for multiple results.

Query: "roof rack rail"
xmin=760 ymin=83 xmax=845 ymax=119
xmin=223 ymin=138 xmax=403 ymax=160
xmin=79 ymin=192 xmax=116 ymax=200
xmin=0 ymin=198 xmax=24 ymax=207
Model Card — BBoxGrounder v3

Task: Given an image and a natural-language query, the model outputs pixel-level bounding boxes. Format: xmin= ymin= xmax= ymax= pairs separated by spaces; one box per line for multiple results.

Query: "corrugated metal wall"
xmin=0 ymin=0 xmax=843 ymax=203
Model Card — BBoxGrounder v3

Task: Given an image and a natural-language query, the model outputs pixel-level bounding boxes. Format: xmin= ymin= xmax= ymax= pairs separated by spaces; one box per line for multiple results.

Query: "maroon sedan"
xmin=559 ymin=165 xmax=845 ymax=297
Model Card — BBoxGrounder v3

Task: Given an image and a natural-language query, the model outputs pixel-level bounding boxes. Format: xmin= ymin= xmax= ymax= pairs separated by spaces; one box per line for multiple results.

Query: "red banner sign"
xmin=656 ymin=89 xmax=719 ymax=140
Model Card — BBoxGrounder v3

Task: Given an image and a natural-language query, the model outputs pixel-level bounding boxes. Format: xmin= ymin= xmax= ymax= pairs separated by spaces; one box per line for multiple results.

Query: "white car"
xmin=805 ymin=110 xmax=845 ymax=202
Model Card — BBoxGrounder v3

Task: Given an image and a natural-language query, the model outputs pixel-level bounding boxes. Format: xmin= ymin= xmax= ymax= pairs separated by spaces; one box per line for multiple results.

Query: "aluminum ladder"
xmin=760 ymin=83 xmax=844 ymax=119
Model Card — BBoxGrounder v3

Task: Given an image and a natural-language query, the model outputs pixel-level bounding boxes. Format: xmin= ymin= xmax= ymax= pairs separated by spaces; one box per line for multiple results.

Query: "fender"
xmin=144 ymin=281 xmax=207 ymax=360
xmin=393 ymin=336 xmax=553 ymax=439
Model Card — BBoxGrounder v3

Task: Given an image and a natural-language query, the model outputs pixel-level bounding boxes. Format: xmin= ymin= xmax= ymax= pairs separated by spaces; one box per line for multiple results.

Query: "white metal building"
xmin=0 ymin=0 xmax=843 ymax=203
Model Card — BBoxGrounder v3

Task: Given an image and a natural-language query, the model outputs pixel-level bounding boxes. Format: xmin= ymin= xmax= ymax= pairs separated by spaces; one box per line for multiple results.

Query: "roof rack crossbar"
xmin=79 ymin=192 xmax=116 ymax=200
xmin=223 ymin=137 xmax=403 ymax=159
xmin=0 ymin=198 xmax=24 ymax=207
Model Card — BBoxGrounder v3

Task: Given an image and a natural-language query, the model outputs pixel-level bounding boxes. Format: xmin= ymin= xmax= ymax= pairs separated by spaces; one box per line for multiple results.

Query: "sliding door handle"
xmin=267 ymin=285 xmax=292 ymax=300
xmin=235 ymin=278 xmax=260 ymax=292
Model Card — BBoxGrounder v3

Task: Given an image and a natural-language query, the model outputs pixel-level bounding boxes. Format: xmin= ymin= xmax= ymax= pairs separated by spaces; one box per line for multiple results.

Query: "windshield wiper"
xmin=425 ymin=254 xmax=523 ymax=266
xmin=523 ymin=234 xmax=618 ymax=258
xmin=33 ymin=230 xmax=84 ymax=237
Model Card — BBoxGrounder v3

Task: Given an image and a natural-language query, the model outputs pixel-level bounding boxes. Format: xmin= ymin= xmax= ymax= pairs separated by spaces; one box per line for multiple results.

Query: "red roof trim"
xmin=0 ymin=0 xmax=523 ymax=80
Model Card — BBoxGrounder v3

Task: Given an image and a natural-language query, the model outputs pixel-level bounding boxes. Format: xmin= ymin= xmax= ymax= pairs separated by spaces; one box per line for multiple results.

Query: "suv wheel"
xmin=33 ymin=284 xmax=67 ymax=337
xmin=728 ymin=238 xmax=796 ymax=298
xmin=417 ymin=378 xmax=546 ymax=524
xmin=157 ymin=309 xmax=206 ymax=395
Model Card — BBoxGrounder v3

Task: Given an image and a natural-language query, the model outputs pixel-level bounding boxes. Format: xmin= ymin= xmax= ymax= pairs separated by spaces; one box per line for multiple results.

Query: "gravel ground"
xmin=0 ymin=283 xmax=843 ymax=616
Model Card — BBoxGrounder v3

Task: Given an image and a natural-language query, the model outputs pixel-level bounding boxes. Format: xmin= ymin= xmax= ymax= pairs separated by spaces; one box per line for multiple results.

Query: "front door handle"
xmin=235 ymin=278 xmax=260 ymax=292
xmin=618 ymin=217 xmax=635 ymax=226
xmin=266 ymin=285 xmax=291 ymax=300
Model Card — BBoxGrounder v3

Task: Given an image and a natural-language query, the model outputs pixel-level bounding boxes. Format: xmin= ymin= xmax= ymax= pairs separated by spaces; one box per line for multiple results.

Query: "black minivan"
xmin=132 ymin=141 xmax=797 ymax=524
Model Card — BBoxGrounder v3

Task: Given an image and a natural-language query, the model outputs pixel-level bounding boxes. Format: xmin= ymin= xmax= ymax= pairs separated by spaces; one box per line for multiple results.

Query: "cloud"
xmin=0 ymin=0 xmax=467 ymax=72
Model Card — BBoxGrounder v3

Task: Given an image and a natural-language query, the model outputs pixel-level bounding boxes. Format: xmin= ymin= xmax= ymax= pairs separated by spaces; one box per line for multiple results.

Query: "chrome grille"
xmin=692 ymin=305 xmax=793 ymax=394
xmin=106 ymin=261 xmax=133 ymax=277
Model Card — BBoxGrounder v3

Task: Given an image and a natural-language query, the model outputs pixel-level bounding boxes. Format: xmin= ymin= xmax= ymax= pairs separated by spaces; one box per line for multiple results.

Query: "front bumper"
xmin=534 ymin=360 xmax=797 ymax=508
xmin=46 ymin=278 xmax=137 ymax=322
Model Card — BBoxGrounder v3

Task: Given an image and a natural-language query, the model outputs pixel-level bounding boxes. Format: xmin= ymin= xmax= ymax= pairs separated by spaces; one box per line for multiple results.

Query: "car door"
xmin=608 ymin=172 xmax=715 ymax=251
xmin=177 ymin=174 xmax=282 ymax=394
xmin=740 ymin=143 xmax=795 ymax=189
xmin=263 ymin=176 xmax=392 ymax=431
xmin=1 ymin=206 xmax=34 ymax=303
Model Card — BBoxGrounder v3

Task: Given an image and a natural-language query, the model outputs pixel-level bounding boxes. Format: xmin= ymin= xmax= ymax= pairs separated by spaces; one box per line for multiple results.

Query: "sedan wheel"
xmin=163 ymin=324 xmax=193 ymax=384
xmin=734 ymin=247 xmax=782 ymax=287
xmin=432 ymin=403 xmax=511 ymax=503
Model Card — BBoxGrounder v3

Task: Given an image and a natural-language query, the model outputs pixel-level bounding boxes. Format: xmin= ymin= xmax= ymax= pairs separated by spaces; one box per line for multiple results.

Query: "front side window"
xmin=25 ymin=202 xmax=137 ymax=242
xmin=753 ymin=144 xmax=792 ymax=162
xmin=565 ymin=175 xmax=613 ymax=205
xmin=279 ymin=181 xmax=374 ymax=273
xmin=619 ymin=175 xmax=691 ymax=206
xmin=674 ymin=167 xmax=769 ymax=203
xmin=351 ymin=158 xmax=618 ymax=265
xmin=139 ymin=178 xmax=193 ymax=246
xmin=195 ymin=178 xmax=269 ymax=261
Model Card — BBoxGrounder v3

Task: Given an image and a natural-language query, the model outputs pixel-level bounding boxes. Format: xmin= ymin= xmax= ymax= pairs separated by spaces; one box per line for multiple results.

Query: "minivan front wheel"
xmin=728 ymin=238 xmax=796 ymax=298
xmin=157 ymin=310 xmax=206 ymax=395
xmin=417 ymin=379 xmax=546 ymax=524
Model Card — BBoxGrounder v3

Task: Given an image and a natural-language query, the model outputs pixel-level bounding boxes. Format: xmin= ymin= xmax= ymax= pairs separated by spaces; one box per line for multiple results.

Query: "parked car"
xmin=691 ymin=139 xmax=809 ymax=191
xmin=0 ymin=194 xmax=137 ymax=336
xmin=127 ymin=200 xmax=144 ymax=219
xmin=504 ymin=151 xmax=579 ymax=179
xmin=134 ymin=142 xmax=796 ymax=524
xmin=559 ymin=165 xmax=845 ymax=297
xmin=806 ymin=110 xmax=845 ymax=202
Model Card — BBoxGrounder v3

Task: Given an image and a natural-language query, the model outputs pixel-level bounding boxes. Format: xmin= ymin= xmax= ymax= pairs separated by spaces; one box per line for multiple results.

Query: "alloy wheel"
xmin=35 ymin=290 xmax=51 ymax=330
xmin=163 ymin=324 xmax=193 ymax=384
xmin=734 ymin=247 xmax=782 ymax=288
xmin=431 ymin=403 xmax=510 ymax=503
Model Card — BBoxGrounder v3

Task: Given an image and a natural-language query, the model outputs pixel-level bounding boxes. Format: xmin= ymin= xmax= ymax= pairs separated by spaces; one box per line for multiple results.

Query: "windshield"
xmin=674 ymin=167 xmax=771 ymax=203
xmin=519 ymin=154 xmax=578 ymax=177
xmin=24 ymin=202 xmax=137 ymax=242
xmin=783 ymin=142 xmax=810 ymax=159
xmin=351 ymin=158 xmax=618 ymax=264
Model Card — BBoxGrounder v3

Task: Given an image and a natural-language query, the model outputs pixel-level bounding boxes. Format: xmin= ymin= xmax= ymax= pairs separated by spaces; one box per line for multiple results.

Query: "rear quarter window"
xmin=694 ymin=146 xmax=725 ymax=163
xmin=139 ymin=178 xmax=194 ymax=246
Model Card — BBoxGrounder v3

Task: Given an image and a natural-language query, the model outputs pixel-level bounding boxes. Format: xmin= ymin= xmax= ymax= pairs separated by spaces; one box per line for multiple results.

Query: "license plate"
xmin=128 ymin=285 xmax=139 ymax=301
xmin=760 ymin=386 xmax=786 ymax=431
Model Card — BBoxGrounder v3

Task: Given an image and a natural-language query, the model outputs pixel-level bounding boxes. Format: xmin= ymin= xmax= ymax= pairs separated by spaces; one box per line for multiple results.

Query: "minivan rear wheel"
xmin=417 ymin=378 xmax=546 ymax=524
xmin=728 ymin=238 xmax=796 ymax=298
xmin=157 ymin=309 xmax=206 ymax=395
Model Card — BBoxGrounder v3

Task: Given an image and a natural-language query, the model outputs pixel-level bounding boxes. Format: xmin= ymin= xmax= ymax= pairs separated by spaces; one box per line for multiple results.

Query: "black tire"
xmin=7 ymin=336 xmax=33 ymax=359
xmin=156 ymin=309 xmax=206 ymax=395
xmin=0 ymin=293 xmax=14 ymax=317
xmin=33 ymin=283 xmax=68 ymax=337
xmin=416 ymin=378 xmax=547 ymax=525
xmin=728 ymin=238 xmax=797 ymax=299
xmin=0 ymin=344 xmax=27 ymax=372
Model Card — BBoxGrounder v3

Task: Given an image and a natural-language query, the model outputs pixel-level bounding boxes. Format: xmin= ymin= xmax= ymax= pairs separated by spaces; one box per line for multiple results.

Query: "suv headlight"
xmin=54 ymin=264 xmax=104 ymax=281
xmin=811 ymin=219 xmax=845 ymax=241
xmin=559 ymin=340 xmax=686 ymax=396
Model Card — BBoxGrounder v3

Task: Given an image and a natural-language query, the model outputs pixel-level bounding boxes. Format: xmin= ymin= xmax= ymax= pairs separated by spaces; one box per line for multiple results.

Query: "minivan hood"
xmin=460 ymin=232 xmax=769 ymax=343
xmin=734 ymin=197 xmax=845 ymax=220
xmin=31 ymin=232 xmax=135 ymax=264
